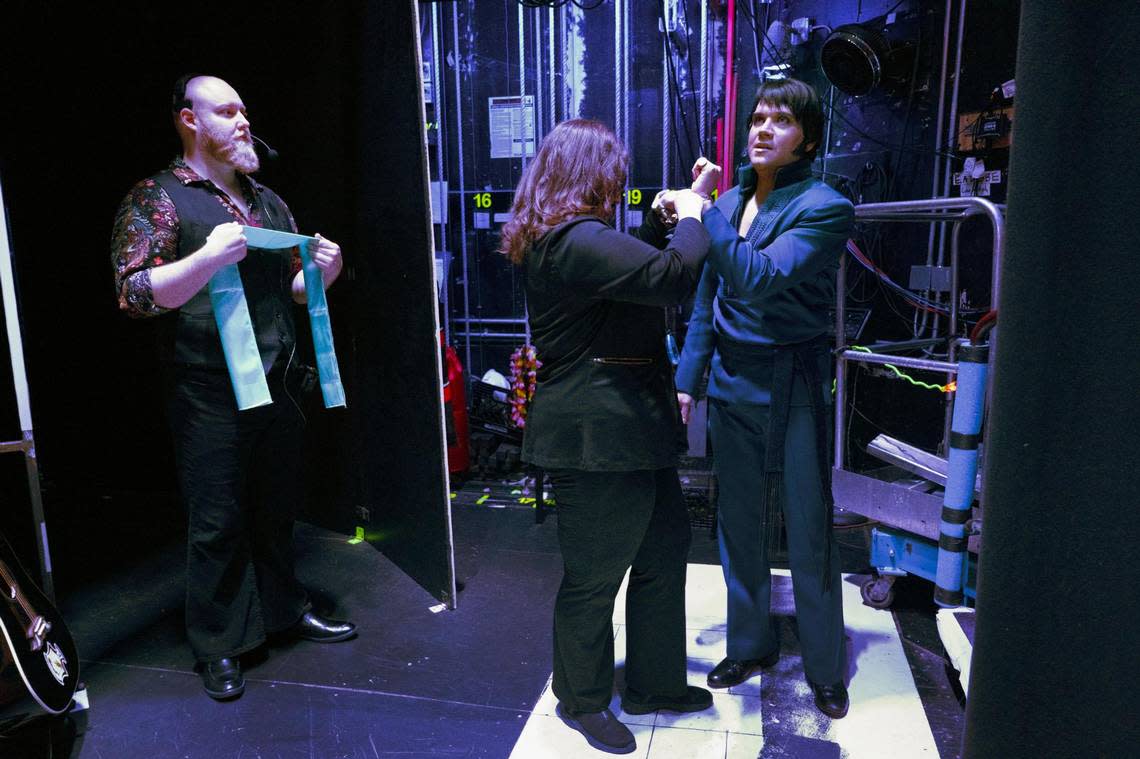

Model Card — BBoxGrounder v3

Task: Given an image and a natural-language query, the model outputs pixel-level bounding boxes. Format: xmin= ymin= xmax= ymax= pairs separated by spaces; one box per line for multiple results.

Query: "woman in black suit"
xmin=500 ymin=119 xmax=718 ymax=755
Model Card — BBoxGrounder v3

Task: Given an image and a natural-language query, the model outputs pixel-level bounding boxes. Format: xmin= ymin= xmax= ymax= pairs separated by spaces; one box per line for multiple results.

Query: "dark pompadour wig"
xmin=750 ymin=77 xmax=825 ymax=160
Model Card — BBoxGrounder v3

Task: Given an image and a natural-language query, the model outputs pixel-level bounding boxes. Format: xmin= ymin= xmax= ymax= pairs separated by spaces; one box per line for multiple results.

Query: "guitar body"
xmin=0 ymin=533 xmax=78 ymax=731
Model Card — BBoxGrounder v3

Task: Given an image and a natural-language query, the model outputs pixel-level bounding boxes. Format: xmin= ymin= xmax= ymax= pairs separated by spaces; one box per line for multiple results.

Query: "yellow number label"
xmin=626 ymin=189 xmax=643 ymax=205
xmin=474 ymin=192 xmax=492 ymax=208
xmin=710 ymin=188 xmax=718 ymax=201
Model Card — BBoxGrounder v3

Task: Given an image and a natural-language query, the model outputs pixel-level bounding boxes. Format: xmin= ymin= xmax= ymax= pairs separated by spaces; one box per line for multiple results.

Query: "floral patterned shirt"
xmin=110 ymin=158 xmax=299 ymax=317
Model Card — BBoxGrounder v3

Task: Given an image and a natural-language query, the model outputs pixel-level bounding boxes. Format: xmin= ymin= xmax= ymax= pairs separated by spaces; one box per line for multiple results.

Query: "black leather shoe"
xmin=556 ymin=703 xmax=635 ymax=754
xmin=706 ymin=650 xmax=779 ymax=688
xmin=621 ymin=685 xmax=713 ymax=715
xmin=201 ymin=657 xmax=244 ymax=701
xmin=810 ymin=680 xmax=849 ymax=719
xmin=290 ymin=611 xmax=357 ymax=643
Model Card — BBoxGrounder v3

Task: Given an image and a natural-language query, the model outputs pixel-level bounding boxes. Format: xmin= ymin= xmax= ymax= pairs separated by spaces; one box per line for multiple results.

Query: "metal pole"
xmin=454 ymin=331 xmax=532 ymax=341
xmin=613 ymin=0 xmax=626 ymax=231
xmin=522 ymin=0 xmax=532 ymax=349
xmin=614 ymin=0 xmax=622 ymax=140
xmin=840 ymin=352 xmax=959 ymax=374
xmin=451 ymin=4 xmax=472 ymax=377
xmin=518 ymin=2 xmax=528 ymax=175
xmin=663 ymin=29 xmax=672 ymax=188
xmin=941 ymin=222 xmax=964 ymax=452
xmin=624 ymin=0 xmax=631 ymax=150
xmin=834 ymin=252 xmax=848 ymax=470
xmin=950 ymin=223 xmax=961 ymax=338
xmin=938 ymin=0 xmax=969 ymax=260
xmin=699 ymin=0 xmax=708 ymax=153
xmin=533 ymin=9 xmax=543 ymax=138
xmin=0 ymin=176 xmax=55 ymax=601
xmin=549 ymin=5 xmax=557 ymax=128
xmin=926 ymin=0 xmax=968 ymax=345
xmin=454 ymin=317 xmax=530 ymax=325
xmin=430 ymin=3 xmax=449 ymax=342
xmin=922 ymin=0 xmax=955 ymax=340
xmin=928 ymin=0 xmax=954 ymax=259
xmin=562 ymin=3 xmax=573 ymax=118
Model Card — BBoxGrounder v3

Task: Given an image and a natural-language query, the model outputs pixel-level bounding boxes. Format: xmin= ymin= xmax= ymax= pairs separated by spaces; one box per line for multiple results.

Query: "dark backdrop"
xmin=962 ymin=2 xmax=1140 ymax=757
xmin=0 ymin=1 xmax=454 ymax=606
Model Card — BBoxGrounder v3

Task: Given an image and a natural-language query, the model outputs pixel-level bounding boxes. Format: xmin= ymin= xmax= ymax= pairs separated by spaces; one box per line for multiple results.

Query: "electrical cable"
xmin=847 ymin=239 xmax=981 ymax=316
xmin=969 ymin=310 xmax=997 ymax=343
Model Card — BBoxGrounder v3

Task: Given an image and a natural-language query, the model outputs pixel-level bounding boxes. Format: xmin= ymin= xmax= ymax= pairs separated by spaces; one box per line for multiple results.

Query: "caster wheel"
xmin=861 ymin=575 xmax=896 ymax=609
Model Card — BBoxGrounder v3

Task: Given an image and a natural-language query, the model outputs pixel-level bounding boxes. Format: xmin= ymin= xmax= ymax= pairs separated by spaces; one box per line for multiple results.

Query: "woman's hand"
xmin=652 ymin=189 xmax=679 ymax=226
xmin=672 ymin=189 xmax=706 ymax=221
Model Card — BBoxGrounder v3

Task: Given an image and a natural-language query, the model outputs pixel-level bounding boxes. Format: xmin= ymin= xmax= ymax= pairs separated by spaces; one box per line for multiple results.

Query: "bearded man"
xmin=111 ymin=74 xmax=354 ymax=701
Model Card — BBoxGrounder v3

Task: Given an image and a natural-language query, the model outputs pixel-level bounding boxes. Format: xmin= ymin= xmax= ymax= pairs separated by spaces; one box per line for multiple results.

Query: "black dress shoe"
xmin=621 ymin=685 xmax=713 ymax=715
xmin=810 ymin=680 xmax=849 ymax=719
xmin=201 ymin=657 xmax=244 ymax=701
xmin=706 ymin=650 xmax=779 ymax=688
xmin=556 ymin=703 xmax=635 ymax=755
xmin=290 ymin=611 xmax=357 ymax=643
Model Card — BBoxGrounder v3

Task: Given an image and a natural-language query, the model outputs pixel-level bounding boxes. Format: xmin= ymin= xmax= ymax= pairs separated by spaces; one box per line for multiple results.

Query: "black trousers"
xmin=166 ymin=365 xmax=310 ymax=663
xmin=546 ymin=466 xmax=692 ymax=713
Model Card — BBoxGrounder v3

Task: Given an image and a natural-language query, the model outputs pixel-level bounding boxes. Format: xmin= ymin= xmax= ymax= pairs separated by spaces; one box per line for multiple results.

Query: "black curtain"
xmin=0 ymin=0 xmax=453 ymax=605
xmin=963 ymin=3 xmax=1140 ymax=757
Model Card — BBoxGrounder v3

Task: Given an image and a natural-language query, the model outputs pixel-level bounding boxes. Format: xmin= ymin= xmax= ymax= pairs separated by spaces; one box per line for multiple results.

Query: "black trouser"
xmin=166 ymin=364 xmax=310 ymax=663
xmin=546 ymin=466 xmax=692 ymax=713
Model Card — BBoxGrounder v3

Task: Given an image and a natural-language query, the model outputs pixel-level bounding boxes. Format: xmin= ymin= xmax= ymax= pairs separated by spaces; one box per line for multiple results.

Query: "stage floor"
xmin=2 ymin=486 xmax=965 ymax=758
xmin=511 ymin=566 xmax=939 ymax=758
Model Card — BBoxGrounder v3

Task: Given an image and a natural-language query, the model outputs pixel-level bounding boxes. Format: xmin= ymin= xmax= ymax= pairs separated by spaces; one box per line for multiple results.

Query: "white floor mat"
xmin=509 ymin=565 xmax=939 ymax=758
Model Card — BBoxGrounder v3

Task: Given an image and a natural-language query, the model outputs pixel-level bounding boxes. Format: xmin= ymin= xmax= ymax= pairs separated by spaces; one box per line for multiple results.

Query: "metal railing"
xmin=832 ymin=197 xmax=1003 ymax=551
xmin=835 ymin=196 xmax=1005 ymax=473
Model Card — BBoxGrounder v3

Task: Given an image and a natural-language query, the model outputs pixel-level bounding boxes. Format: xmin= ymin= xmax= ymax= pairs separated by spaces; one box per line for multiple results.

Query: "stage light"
xmin=820 ymin=22 xmax=915 ymax=96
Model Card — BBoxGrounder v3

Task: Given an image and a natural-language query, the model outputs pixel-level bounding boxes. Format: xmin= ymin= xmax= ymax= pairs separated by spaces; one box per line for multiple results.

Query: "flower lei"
xmin=509 ymin=344 xmax=540 ymax=429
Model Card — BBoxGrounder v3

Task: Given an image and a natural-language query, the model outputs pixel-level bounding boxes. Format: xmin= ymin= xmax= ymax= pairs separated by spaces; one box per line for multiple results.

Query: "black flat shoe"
xmin=556 ymin=703 xmax=635 ymax=754
xmin=201 ymin=657 xmax=244 ymax=701
xmin=810 ymin=680 xmax=849 ymax=719
xmin=621 ymin=685 xmax=713 ymax=715
xmin=706 ymin=650 xmax=779 ymax=688
xmin=289 ymin=611 xmax=357 ymax=643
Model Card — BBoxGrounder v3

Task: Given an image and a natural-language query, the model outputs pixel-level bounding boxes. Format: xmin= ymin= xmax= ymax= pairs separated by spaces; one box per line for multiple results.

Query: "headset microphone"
xmin=250 ymin=133 xmax=279 ymax=161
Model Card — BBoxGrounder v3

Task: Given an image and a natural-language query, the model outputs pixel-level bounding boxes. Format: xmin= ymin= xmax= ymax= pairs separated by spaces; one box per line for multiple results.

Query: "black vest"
xmin=154 ymin=171 xmax=296 ymax=372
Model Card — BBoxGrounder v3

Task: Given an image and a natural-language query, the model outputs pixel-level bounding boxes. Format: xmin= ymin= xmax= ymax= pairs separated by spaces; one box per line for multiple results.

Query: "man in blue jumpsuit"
xmin=675 ymin=77 xmax=854 ymax=719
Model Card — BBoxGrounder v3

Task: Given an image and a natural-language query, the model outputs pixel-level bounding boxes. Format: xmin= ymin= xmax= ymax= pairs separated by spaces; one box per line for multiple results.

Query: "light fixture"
xmin=820 ymin=22 xmax=915 ymax=96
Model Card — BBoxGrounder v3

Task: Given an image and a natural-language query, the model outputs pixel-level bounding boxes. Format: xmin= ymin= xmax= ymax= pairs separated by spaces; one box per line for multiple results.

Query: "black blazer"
xmin=521 ymin=213 xmax=710 ymax=471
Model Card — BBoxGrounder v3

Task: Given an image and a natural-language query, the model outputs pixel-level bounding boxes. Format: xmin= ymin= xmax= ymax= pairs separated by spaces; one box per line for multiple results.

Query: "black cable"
xmin=739 ymin=0 xmax=762 ymax=76
xmin=668 ymin=41 xmax=701 ymax=175
xmin=678 ymin=0 xmax=704 ymax=155
xmin=660 ymin=0 xmax=700 ymax=173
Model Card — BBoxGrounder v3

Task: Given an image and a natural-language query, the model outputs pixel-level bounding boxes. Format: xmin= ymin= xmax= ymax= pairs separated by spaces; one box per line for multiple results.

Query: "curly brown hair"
xmin=499 ymin=119 xmax=629 ymax=265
